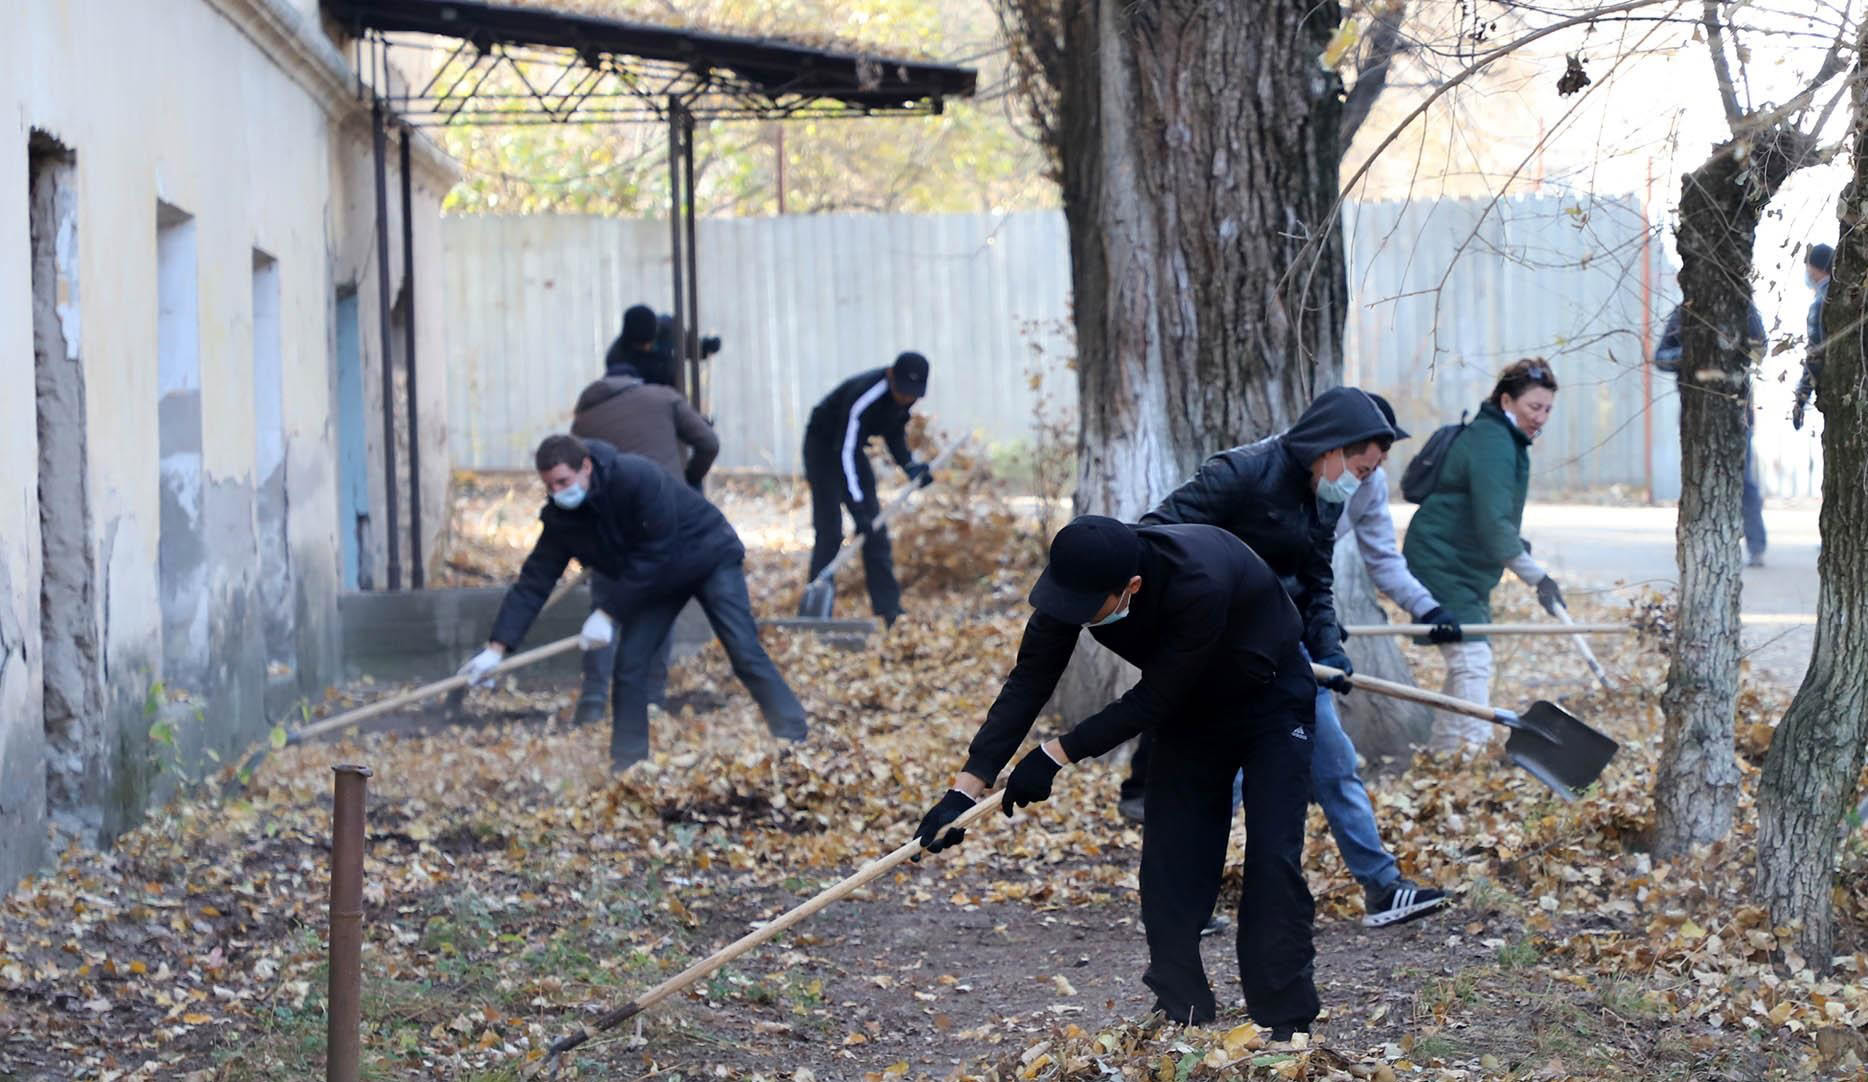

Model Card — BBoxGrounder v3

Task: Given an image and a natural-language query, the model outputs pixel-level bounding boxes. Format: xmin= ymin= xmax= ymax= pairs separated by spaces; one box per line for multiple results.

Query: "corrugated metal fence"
xmin=444 ymin=198 xmax=1733 ymax=500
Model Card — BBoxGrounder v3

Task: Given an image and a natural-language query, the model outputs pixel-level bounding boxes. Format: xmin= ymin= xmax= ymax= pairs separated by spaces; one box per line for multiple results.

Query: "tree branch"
xmin=1339 ymin=3 xmax=1411 ymax=148
xmin=1702 ymin=0 xmax=1746 ymax=133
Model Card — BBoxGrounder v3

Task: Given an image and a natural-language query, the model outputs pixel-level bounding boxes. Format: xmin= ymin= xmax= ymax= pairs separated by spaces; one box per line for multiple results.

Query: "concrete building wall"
xmin=0 ymin=0 xmax=455 ymax=890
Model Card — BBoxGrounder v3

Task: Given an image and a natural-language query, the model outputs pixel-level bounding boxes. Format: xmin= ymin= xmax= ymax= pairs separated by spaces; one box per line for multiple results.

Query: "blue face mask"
xmin=551 ymin=483 xmax=588 ymax=510
xmin=1316 ymin=468 xmax=1360 ymax=505
xmin=1088 ymin=593 xmax=1132 ymax=627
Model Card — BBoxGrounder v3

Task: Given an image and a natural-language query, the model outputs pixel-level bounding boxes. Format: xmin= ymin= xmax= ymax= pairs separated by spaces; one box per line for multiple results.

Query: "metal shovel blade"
xmin=797 ymin=580 xmax=836 ymax=621
xmin=1502 ymin=700 xmax=1619 ymax=800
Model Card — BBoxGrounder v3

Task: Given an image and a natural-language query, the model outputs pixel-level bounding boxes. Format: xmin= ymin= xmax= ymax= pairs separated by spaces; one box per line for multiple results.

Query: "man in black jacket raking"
xmin=913 ymin=517 xmax=1320 ymax=1033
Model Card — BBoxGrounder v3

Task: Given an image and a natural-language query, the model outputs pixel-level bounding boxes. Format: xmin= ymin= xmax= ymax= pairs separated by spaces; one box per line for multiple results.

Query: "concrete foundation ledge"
xmin=337 ymin=589 xmax=878 ymax=686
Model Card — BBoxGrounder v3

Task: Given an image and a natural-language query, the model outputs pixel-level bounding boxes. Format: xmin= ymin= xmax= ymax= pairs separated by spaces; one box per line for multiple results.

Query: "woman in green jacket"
xmin=1403 ymin=359 xmax=1565 ymax=752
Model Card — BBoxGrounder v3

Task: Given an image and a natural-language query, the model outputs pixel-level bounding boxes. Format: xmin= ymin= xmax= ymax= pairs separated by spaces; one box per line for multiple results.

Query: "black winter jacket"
xmin=1141 ymin=387 xmax=1394 ymax=664
xmin=487 ymin=440 xmax=743 ymax=650
xmin=962 ymin=524 xmax=1313 ymax=786
xmin=802 ymin=368 xmax=916 ymax=504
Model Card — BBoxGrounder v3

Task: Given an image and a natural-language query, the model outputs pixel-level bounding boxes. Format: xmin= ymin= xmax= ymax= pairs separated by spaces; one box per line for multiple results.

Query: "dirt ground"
xmin=3 ymin=468 xmax=1864 ymax=1082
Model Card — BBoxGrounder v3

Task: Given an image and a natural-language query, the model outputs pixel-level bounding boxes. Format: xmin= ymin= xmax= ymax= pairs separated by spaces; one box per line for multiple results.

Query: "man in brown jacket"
xmin=568 ymin=369 xmax=722 ymax=724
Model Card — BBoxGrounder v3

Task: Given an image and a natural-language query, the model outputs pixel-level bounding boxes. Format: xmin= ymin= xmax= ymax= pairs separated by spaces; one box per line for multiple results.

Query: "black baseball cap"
xmin=892 ymin=351 xmax=929 ymax=397
xmin=1029 ymin=516 xmax=1141 ymax=625
xmin=1368 ymin=392 xmax=1410 ymax=440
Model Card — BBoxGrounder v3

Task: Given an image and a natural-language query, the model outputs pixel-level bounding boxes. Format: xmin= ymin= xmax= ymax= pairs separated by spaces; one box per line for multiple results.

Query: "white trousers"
xmin=1432 ymin=640 xmax=1495 ymax=752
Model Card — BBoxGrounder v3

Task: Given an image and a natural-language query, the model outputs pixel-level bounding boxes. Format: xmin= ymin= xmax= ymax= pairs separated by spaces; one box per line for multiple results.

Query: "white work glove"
xmin=458 ymin=646 xmax=504 ymax=688
xmin=579 ymin=610 xmax=616 ymax=651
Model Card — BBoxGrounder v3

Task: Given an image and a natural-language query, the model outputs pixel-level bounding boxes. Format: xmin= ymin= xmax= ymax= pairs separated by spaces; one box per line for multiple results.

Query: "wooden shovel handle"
xmin=289 ymin=636 xmax=582 ymax=744
xmin=538 ymin=789 xmax=1008 ymax=1065
xmin=1312 ymin=663 xmax=1507 ymax=725
xmin=1343 ymin=622 xmax=1629 ymax=636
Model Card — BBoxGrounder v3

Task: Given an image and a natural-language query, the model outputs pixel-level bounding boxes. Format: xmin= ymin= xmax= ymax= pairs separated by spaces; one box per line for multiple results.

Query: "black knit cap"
xmin=1029 ymin=516 xmax=1141 ymax=625
xmin=622 ymin=304 xmax=658 ymax=345
xmin=1368 ymin=392 xmax=1410 ymax=440
xmin=1809 ymin=244 xmax=1835 ymax=273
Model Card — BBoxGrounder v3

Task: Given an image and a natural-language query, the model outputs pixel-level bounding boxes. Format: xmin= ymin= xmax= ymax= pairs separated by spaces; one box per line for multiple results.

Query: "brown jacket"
xmin=571 ymin=375 xmax=718 ymax=487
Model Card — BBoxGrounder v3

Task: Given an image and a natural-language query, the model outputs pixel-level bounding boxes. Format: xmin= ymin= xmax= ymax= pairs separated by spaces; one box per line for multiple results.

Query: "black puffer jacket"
xmin=487 ymin=439 xmax=743 ymax=650
xmin=1141 ymin=387 xmax=1394 ymax=663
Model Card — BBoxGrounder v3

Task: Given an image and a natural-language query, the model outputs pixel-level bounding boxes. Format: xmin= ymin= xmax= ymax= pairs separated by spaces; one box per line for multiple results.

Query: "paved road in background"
xmin=1392 ymin=502 xmax=1821 ymax=690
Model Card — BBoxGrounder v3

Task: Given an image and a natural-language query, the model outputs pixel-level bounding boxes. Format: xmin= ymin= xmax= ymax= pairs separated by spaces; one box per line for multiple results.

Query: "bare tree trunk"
xmin=1650 ymin=128 xmax=1806 ymax=858
xmin=1009 ymin=0 xmax=1346 ymax=715
xmin=1754 ymin=70 xmax=1868 ymax=963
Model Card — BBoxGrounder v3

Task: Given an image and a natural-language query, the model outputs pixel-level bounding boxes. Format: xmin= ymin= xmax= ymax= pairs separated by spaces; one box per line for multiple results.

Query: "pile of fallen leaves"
xmin=4 ymin=466 xmax=1867 ymax=1081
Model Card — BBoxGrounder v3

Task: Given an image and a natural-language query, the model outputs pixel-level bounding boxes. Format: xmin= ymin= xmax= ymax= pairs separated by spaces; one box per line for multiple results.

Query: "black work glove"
xmin=1002 ymin=747 xmax=1063 ymax=817
xmin=1536 ymin=575 xmax=1566 ymax=617
xmin=1315 ymin=649 xmax=1354 ymax=694
xmin=1419 ymin=605 xmax=1464 ymax=644
xmin=1792 ymin=395 xmax=1808 ymax=431
xmin=850 ymin=504 xmax=879 ymax=538
xmin=913 ymin=789 xmax=976 ymax=854
xmin=906 ymin=461 xmax=934 ymax=488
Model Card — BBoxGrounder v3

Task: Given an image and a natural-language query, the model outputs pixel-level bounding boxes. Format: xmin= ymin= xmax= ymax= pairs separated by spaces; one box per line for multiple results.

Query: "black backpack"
xmin=1399 ymin=411 xmax=1469 ymax=504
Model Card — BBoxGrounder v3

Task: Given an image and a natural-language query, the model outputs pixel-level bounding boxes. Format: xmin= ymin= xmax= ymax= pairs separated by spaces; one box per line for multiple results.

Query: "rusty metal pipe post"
xmin=327 ymin=764 xmax=372 ymax=1082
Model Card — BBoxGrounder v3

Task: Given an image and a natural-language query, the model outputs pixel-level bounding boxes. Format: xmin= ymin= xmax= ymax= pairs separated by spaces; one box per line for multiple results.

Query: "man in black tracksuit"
xmin=913 ymin=517 xmax=1319 ymax=1032
xmin=1122 ymin=387 xmax=1448 ymax=928
xmin=458 ymin=435 xmax=806 ymax=769
xmin=801 ymin=352 xmax=934 ymax=624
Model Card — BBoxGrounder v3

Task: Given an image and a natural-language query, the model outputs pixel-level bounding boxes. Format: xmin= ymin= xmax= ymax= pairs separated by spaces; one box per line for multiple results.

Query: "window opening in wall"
xmin=251 ymin=250 xmax=294 ymax=673
xmin=31 ymin=131 xmax=103 ymax=827
xmin=156 ymin=202 xmax=206 ymax=689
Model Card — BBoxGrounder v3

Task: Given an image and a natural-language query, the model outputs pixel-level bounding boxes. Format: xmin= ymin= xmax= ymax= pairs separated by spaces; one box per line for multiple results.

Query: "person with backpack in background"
xmin=1402 ymin=360 xmax=1564 ymax=753
xmin=1654 ymin=301 xmax=1768 ymax=566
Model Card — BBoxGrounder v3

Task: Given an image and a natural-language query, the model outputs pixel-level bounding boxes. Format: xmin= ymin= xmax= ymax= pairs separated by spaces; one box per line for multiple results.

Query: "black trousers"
xmin=1140 ymin=690 xmax=1319 ymax=1030
xmin=802 ymin=441 xmax=901 ymax=620
xmin=580 ymin=571 xmax=671 ymax=710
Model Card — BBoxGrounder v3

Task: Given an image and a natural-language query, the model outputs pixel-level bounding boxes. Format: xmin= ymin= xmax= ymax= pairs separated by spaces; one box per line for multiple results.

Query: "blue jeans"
xmin=1743 ymin=435 xmax=1767 ymax=560
xmin=1309 ymin=683 xmax=1400 ymax=891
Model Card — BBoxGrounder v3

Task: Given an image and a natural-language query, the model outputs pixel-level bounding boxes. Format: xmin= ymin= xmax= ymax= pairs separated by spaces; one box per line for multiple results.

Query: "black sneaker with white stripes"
xmin=1363 ymin=878 xmax=1448 ymax=927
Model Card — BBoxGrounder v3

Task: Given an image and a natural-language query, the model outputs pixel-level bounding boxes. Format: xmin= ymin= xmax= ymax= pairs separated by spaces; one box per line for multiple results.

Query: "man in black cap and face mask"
xmin=912 ymin=516 xmax=1320 ymax=1034
xmin=800 ymin=352 xmax=936 ymax=625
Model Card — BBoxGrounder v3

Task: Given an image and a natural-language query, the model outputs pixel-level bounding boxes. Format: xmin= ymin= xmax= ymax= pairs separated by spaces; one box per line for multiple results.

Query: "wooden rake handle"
xmin=807 ymin=436 xmax=971 ymax=588
xmin=287 ymin=635 xmax=582 ymax=745
xmin=1343 ymin=622 xmax=1630 ymax=637
xmin=535 ymin=789 xmax=1008 ymax=1067
xmin=1312 ymin=663 xmax=1511 ymax=726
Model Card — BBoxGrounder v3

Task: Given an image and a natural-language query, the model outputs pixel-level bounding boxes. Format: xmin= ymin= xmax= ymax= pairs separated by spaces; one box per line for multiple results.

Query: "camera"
xmin=654 ymin=314 xmax=723 ymax=361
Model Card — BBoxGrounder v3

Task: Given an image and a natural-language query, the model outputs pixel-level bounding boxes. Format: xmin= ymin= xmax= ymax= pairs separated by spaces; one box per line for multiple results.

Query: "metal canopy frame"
xmin=320 ymin=0 xmax=975 ymax=591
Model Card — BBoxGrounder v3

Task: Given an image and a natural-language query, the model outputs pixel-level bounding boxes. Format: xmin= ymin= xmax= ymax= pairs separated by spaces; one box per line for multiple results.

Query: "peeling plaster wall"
xmin=0 ymin=0 xmax=455 ymax=889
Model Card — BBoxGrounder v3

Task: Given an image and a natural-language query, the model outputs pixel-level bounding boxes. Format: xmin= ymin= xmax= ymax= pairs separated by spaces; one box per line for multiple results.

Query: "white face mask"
xmin=551 ymin=482 xmax=588 ymax=510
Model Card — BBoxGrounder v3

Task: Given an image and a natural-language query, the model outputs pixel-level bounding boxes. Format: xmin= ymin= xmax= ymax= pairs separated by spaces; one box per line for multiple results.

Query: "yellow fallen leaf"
xmin=182 ymin=1012 xmax=212 ymax=1025
xmin=1320 ymin=19 xmax=1361 ymax=68
xmin=1680 ymin=919 xmax=1708 ymax=941
xmin=1223 ymin=1021 xmax=1261 ymax=1053
xmin=843 ymin=1032 xmax=868 ymax=1046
